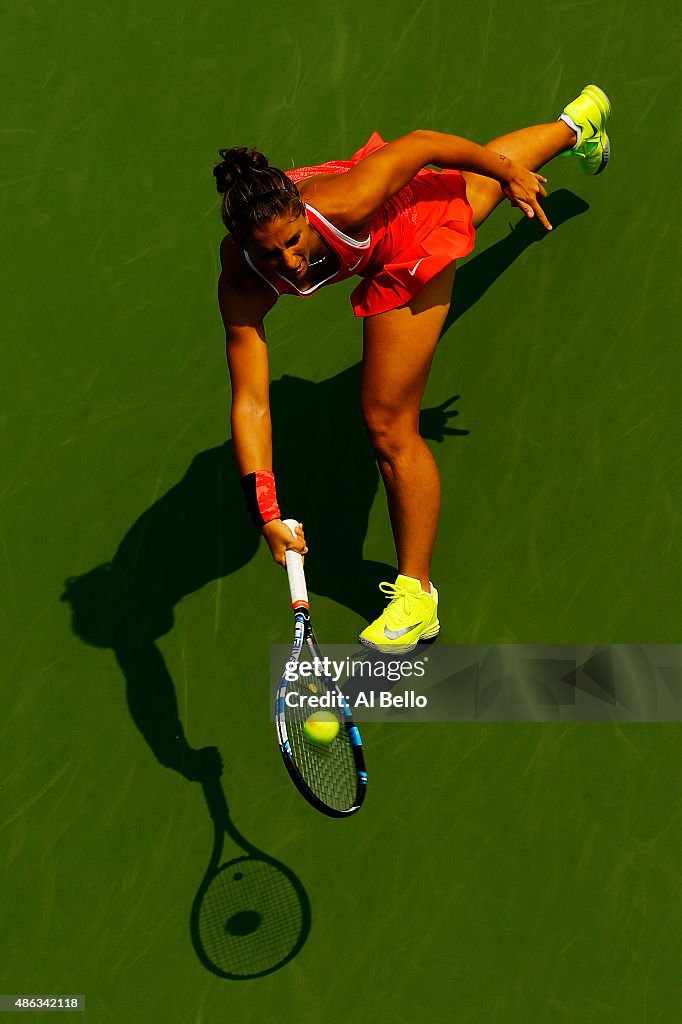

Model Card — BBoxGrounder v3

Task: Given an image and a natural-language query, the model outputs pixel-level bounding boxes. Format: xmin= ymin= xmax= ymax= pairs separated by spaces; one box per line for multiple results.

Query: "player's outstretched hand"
xmin=501 ymin=162 xmax=552 ymax=230
xmin=262 ymin=519 xmax=308 ymax=567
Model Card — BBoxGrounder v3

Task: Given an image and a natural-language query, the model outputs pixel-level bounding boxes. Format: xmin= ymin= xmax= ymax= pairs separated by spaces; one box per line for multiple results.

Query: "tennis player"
xmin=215 ymin=86 xmax=611 ymax=652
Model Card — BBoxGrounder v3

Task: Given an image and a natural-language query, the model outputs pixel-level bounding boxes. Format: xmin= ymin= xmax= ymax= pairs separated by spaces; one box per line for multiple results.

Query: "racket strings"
xmin=199 ymin=856 xmax=305 ymax=978
xmin=284 ymin=676 xmax=358 ymax=812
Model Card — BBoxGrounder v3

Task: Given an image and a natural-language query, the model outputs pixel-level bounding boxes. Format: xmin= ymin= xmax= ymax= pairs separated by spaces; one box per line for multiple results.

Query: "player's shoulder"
xmin=298 ymin=176 xmax=368 ymax=238
xmin=218 ymin=235 xmax=277 ymax=325
xmin=219 ymin=233 xmax=253 ymax=282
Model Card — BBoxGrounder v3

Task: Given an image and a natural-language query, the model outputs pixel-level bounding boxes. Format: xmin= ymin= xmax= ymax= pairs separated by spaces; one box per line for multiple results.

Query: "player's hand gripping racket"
xmin=276 ymin=519 xmax=367 ymax=817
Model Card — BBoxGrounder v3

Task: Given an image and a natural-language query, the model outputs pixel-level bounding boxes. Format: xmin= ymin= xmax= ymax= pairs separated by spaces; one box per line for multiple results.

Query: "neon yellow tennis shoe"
xmin=559 ymin=84 xmax=611 ymax=175
xmin=359 ymin=575 xmax=440 ymax=653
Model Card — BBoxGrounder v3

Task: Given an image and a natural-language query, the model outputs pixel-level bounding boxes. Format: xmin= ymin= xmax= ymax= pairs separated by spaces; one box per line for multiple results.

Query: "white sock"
xmin=559 ymin=113 xmax=581 ymax=148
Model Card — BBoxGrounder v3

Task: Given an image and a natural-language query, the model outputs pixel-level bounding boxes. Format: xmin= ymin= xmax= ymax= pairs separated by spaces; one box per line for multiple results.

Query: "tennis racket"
xmin=275 ymin=519 xmax=367 ymax=818
xmin=190 ymin=771 xmax=310 ymax=980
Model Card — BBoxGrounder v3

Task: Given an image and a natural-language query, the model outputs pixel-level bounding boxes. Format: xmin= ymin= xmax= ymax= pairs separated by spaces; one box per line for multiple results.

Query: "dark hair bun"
xmin=213 ymin=145 xmax=300 ymax=239
xmin=213 ymin=147 xmax=269 ymax=194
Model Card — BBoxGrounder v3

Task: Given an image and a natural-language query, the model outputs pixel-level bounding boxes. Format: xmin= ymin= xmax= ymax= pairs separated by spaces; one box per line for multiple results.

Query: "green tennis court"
xmin=3 ymin=1 xmax=682 ymax=1020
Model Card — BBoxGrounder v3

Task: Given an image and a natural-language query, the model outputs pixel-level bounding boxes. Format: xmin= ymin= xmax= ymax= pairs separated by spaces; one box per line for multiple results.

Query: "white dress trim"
xmin=305 ymin=204 xmax=371 ymax=249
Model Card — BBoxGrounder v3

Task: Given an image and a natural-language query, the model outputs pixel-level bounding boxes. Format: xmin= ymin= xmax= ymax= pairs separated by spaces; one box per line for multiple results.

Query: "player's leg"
xmin=358 ymin=264 xmax=455 ymax=650
xmin=463 ymin=85 xmax=611 ymax=228
xmin=463 ymin=121 xmax=574 ymax=227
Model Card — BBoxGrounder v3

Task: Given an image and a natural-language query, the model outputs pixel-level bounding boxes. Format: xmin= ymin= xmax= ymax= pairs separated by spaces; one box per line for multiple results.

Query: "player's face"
xmin=247 ymin=213 xmax=313 ymax=283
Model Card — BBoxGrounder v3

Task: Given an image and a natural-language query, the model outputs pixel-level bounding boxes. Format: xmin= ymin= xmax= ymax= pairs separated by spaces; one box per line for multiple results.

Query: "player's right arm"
xmin=218 ymin=238 xmax=306 ymax=565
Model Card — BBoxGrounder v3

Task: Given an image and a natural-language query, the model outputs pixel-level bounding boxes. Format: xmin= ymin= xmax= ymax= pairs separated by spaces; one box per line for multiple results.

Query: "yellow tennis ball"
xmin=303 ymin=711 xmax=340 ymax=745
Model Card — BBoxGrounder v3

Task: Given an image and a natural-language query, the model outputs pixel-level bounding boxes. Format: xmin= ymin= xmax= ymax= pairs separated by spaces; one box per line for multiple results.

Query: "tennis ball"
xmin=303 ymin=711 xmax=340 ymax=745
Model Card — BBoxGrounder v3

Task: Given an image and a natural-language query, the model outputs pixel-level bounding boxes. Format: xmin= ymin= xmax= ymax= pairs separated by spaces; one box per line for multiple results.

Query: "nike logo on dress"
xmin=347 ymin=257 xmax=363 ymax=272
xmin=384 ymin=622 xmax=422 ymax=640
xmin=408 ymin=258 xmax=425 ymax=277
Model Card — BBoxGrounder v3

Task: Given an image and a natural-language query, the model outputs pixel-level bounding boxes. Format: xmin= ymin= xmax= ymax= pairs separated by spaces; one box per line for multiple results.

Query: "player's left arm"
xmin=307 ymin=130 xmax=548 ymax=230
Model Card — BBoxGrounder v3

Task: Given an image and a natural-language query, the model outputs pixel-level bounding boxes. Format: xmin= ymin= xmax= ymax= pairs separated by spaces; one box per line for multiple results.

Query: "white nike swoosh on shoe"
xmin=347 ymin=257 xmax=363 ymax=272
xmin=408 ymin=258 xmax=425 ymax=277
xmin=384 ymin=622 xmax=423 ymax=640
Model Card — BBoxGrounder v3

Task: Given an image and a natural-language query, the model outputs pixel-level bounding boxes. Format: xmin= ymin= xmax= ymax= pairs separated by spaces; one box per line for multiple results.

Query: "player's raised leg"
xmin=463 ymin=85 xmax=611 ymax=228
xmin=358 ymin=265 xmax=455 ymax=652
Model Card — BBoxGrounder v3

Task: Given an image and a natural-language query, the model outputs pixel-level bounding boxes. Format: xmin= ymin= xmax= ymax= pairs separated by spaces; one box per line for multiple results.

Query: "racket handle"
xmin=282 ymin=518 xmax=309 ymax=609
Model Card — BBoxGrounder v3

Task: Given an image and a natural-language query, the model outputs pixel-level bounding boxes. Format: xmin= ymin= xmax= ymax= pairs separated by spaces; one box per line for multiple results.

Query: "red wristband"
xmin=241 ymin=471 xmax=281 ymax=529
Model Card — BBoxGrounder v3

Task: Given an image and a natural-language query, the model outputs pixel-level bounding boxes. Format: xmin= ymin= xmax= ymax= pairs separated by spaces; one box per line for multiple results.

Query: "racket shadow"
xmin=191 ymin=768 xmax=311 ymax=981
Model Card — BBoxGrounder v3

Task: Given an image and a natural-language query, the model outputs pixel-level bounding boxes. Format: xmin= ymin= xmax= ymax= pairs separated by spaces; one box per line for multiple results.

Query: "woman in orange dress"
xmin=215 ymin=86 xmax=611 ymax=651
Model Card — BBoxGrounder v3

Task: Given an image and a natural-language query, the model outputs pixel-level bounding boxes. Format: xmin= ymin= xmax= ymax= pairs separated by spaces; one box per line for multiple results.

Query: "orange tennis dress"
xmin=244 ymin=132 xmax=475 ymax=318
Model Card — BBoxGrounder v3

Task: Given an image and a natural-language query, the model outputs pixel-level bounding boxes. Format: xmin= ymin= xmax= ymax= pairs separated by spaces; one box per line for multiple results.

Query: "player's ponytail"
xmin=213 ymin=147 xmax=303 ymax=242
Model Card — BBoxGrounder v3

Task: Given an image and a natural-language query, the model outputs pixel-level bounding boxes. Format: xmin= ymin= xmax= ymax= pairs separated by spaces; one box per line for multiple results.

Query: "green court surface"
xmin=3 ymin=1 xmax=682 ymax=1021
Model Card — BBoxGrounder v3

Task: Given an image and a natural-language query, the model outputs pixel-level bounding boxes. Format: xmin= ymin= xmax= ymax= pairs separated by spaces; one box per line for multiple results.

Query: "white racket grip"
xmin=282 ymin=518 xmax=309 ymax=608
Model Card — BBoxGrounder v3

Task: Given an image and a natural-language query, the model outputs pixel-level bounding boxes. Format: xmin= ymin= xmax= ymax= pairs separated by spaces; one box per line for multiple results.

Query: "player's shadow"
xmin=59 ymin=365 xmax=389 ymax=781
xmin=60 ymin=444 xmax=255 ymax=776
xmin=444 ymin=188 xmax=589 ymax=330
xmin=59 ymin=363 xmax=463 ymax=759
